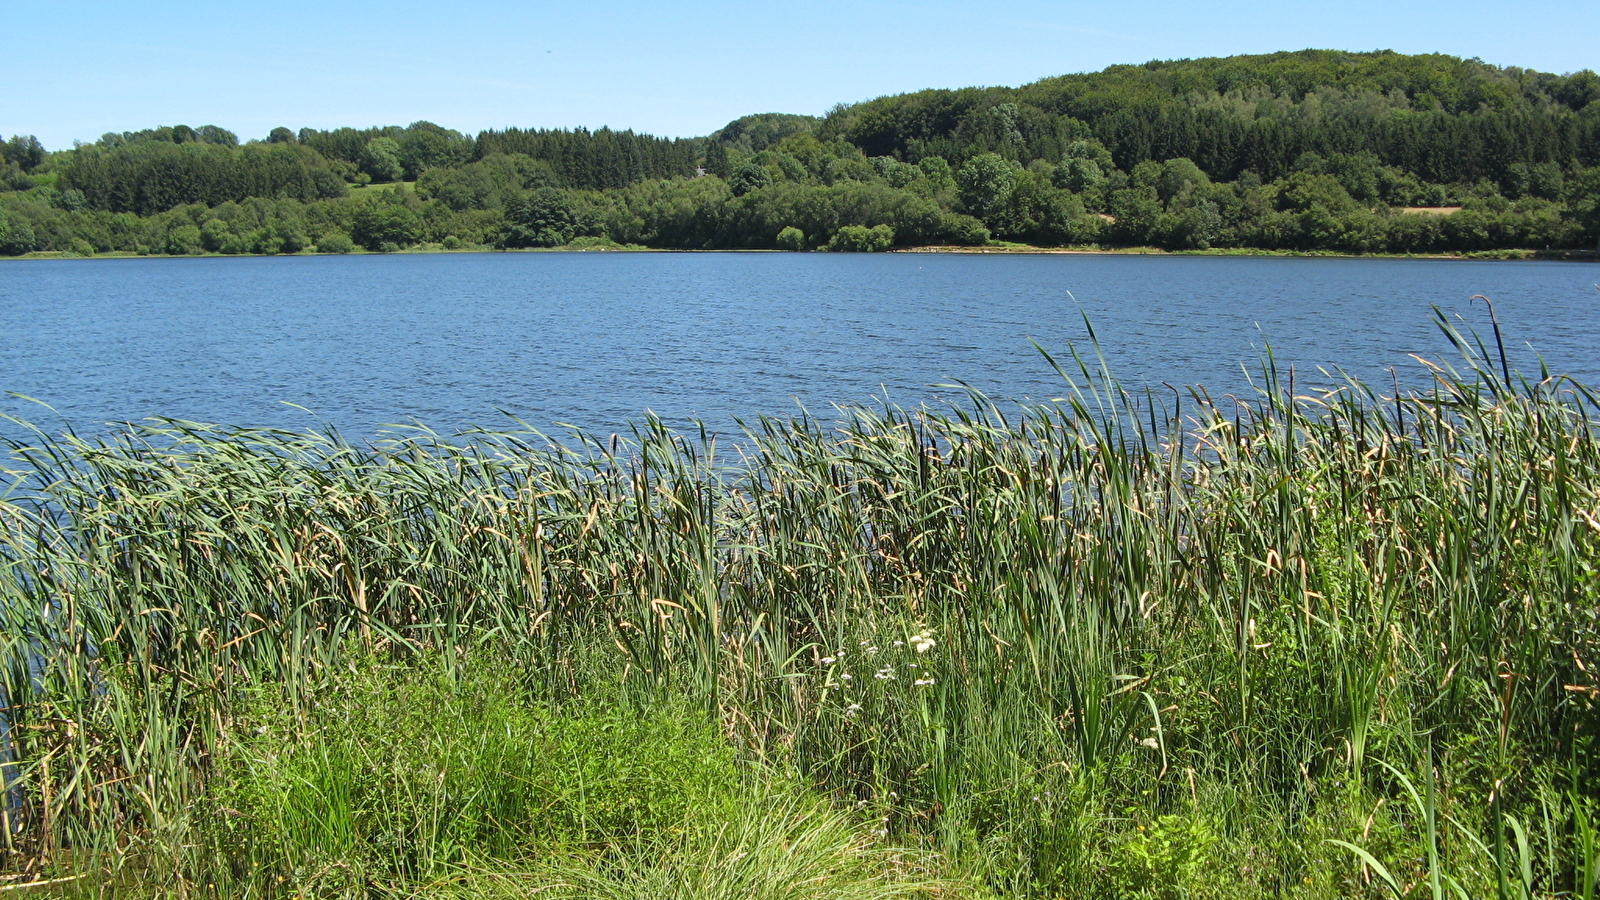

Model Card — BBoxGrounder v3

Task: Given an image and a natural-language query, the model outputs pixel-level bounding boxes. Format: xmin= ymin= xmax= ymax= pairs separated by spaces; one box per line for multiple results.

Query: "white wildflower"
xmin=914 ymin=677 xmax=935 ymax=687
xmin=874 ymin=666 xmax=895 ymax=680
xmin=821 ymin=656 xmax=837 ymax=665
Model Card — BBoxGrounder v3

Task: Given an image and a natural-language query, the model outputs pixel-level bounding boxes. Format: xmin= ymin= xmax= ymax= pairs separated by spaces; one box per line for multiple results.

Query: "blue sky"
xmin=8 ymin=0 xmax=1595 ymax=150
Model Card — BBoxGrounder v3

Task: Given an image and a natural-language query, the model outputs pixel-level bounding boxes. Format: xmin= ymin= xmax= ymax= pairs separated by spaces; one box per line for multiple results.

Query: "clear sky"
xmin=7 ymin=0 xmax=1595 ymax=150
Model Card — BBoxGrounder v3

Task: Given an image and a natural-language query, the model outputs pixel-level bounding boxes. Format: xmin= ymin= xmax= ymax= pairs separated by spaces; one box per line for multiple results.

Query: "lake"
xmin=3 ymin=252 xmax=1598 ymax=439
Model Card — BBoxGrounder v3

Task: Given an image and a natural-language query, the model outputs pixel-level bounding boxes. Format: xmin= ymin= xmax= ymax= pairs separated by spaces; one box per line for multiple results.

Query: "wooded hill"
xmin=2 ymin=50 xmax=1597 ymax=256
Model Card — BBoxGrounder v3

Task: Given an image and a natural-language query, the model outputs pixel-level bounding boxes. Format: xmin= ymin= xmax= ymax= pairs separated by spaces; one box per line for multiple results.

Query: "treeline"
xmin=291 ymin=122 xmax=696 ymax=189
xmin=475 ymin=127 xmax=697 ymax=188
xmin=61 ymin=142 xmax=348 ymax=216
xmin=2 ymin=49 xmax=1598 ymax=257
xmin=840 ymin=50 xmax=1600 ymax=183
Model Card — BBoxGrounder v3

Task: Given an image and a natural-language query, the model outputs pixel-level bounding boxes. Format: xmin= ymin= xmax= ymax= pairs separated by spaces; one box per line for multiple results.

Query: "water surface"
xmin=3 ymin=252 xmax=1597 ymax=438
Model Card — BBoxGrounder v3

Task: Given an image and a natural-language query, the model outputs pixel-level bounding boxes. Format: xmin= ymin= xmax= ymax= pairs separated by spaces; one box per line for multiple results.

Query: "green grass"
xmin=1 ymin=313 xmax=1597 ymax=897
xmin=193 ymin=652 xmax=792 ymax=897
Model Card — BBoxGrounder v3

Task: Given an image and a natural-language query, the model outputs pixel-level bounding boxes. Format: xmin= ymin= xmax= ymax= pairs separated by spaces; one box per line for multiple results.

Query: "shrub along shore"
xmin=3 ymin=240 xmax=1597 ymax=263
xmin=0 ymin=318 xmax=1596 ymax=898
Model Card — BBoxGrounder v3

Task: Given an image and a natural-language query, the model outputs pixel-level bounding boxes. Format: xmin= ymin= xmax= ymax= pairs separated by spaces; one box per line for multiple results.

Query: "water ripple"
xmin=2 ymin=252 xmax=1596 ymax=438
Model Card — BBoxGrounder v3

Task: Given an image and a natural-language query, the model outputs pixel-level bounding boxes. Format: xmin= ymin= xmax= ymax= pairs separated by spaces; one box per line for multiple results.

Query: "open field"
xmin=1 ymin=317 xmax=1597 ymax=898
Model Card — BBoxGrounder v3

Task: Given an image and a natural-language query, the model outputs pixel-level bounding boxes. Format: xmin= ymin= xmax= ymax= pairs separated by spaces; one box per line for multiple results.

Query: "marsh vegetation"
xmin=0 ymin=317 xmax=1597 ymax=897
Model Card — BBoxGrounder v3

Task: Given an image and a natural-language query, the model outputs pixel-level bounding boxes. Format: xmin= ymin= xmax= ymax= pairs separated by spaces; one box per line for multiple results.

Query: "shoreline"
xmin=4 ymin=244 xmax=1597 ymax=263
xmin=891 ymin=244 xmax=1600 ymax=262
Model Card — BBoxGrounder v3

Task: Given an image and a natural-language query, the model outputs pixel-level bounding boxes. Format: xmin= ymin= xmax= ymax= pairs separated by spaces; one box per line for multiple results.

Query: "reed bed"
xmin=0 ymin=316 xmax=1596 ymax=898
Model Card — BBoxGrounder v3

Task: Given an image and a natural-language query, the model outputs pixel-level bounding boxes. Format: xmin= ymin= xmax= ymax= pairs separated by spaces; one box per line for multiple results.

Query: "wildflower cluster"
xmin=816 ymin=624 xmax=941 ymax=719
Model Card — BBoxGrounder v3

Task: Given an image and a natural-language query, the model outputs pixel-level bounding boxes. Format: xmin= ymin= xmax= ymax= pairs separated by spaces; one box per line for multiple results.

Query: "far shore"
xmin=4 ymin=244 xmax=1597 ymax=263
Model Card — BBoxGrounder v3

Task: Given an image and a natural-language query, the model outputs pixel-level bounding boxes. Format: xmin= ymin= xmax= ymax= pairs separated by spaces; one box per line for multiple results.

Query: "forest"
xmin=2 ymin=49 xmax=1598 ymax=257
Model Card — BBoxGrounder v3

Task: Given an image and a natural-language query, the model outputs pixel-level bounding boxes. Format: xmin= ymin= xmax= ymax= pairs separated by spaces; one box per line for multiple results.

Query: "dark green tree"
xmin=164 ymin=224 xmax=203 ymax=255
xmin=502 ymin=187 xmax=581 ymax=247
xmin=918 ymin=156 xmax=956 ymax=191
xmin=714 ymin=113 xmax=819 ymax=152
xmin=1156 ymin=158 xmax=1210 ymax=205
xmin=703 ymin=140 xmax=732 ymax=179
xmin=937 ymin=212 xmax=990 ymax=245
xmin=822 ymin=156 xmax=875 ymax=184
xmin=957 ymin=153 xmax=1018 ymax=220
xmin=1053 ymin=157 xmax=1104 ymax=194
xmin=1566 ymin=167 xmax=1600 ymax=249
xmin=0 ymin=214 xmax=36 ymax=255
xmin=4 ymin=135 xmax=45 ymax=171
xmin=1277 ymin=172 xmax=1359 ymax=213
xmin=361 ymin=138 xmax=405 ymax=183
xmin=398 ymin=122 xmax=473 ymax=179
xmin=196 ymin=126 xmax=239 ymax=145
xmin=868 ymin=156 xmax=916 ymax=187
xmin=351 ymin=203 xmax=422 ymax=250
xmin=1108 ymin=186 xmax=1162 ymax=244
xmin=730 ymin=163 xmax=773 ymax=197
xmin=1162 ymin=198 xmax=1223 ymax=249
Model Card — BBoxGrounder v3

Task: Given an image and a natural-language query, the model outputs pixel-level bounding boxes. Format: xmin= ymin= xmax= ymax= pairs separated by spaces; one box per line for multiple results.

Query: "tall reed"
xmin=0 ymin=314 xmax=1595 ymax=896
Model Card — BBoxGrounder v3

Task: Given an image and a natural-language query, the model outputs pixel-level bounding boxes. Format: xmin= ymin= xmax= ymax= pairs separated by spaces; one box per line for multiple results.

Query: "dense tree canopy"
xmin=713 ymin=113 xmax=820 ymax=153
xmin=474 ymin=127 xmax=697 ymax=189
xmin=835 ymin=50 xmax=1600 ymax=183
xmin=2 ymin=50 xmax=1597 ymax=257
xmin=59 ymin=142 xmax=348 ymax=215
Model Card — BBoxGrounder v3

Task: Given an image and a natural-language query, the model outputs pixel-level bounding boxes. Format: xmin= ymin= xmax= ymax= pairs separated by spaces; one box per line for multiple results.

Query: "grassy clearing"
xmin=1 ymin=314 xmax=1597 ymax=897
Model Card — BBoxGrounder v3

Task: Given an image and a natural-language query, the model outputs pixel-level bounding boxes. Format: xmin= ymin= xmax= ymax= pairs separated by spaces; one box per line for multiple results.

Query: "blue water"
xmin=2 ymin=252 xmax=1597 ymax=438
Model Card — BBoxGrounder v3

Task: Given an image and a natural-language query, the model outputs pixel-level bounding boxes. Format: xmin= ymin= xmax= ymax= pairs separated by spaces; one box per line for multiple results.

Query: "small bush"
xmin=201 ymin=218 xmax=251 ymax=254
xmin=937 ymin=212 xmax=990 ymax=246
xmin=317 ymin=230 xmax=355 ymax=254
xmin=0 ymin=219 xmax=37 ymax=255
xmin=249 ymin=228 xmax=283 ymax=255
xmin=776 ymin=225 xmax=806 ymax=251
xmin=352 ymin=202 xmax=422 ymax=250
xmin=826 ymin=223 xmax=895 ymax=252
xmin=1109 ymin=812 xmax=1221 ymax=900
xmin=165 ymin=224 xmax=203 ymax=255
